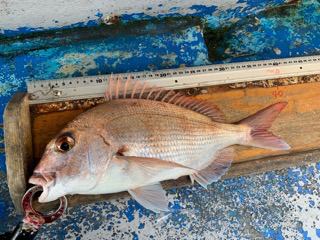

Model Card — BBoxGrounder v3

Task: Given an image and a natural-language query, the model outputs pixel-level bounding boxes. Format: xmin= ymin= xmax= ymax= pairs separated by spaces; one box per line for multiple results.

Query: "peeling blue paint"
xmin=190 ymin=5 xmax=218 ymax=16
xmin=265 ymin=228 xmax=284 ymax=240
xmin=1 ymin=0 xmax=290 ymax=36
xmin=0 ymin=23 xmax=208 ymax=125
xmin=298 ymin=227 xmax=312 ymax=240
xmin=213 ymin=0 xmax=320 ymax=62
xmin=95 ymin=12 xmax=103 ymax=19
xmin=0 ymin=153 xmax=6 ymax=172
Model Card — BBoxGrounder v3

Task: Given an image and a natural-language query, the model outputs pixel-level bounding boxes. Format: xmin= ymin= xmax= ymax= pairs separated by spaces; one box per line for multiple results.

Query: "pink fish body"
xmin=29 ymin=77 xmax=290 ymax=212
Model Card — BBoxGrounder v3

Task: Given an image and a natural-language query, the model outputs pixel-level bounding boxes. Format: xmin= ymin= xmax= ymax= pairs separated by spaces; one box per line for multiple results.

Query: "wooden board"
xmin=4 ymin=93 xmax=34 ymax=213
xmin=4 ymin=80 xmax=320 ymax=212
xmin=32 ymin=81 xmax=320 ymax=162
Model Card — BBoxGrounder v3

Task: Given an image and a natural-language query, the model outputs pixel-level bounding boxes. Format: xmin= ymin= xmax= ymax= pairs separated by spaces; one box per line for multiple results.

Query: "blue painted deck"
xmin=1 ymin=0 xmax=320 ymax=239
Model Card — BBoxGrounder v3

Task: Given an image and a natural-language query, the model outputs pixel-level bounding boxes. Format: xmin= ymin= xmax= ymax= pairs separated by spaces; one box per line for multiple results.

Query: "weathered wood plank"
xmin=4 ymin=93 xmax=34 ymax=213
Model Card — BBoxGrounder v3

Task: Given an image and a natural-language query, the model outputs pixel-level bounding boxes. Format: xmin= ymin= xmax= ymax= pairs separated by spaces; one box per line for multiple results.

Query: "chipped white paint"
xmin=56 ymin=51 xmax=134 ymax=76
xmin=281 ymin=193 xmax=320 ymax=239
xmin=0 ymin=0 xmax=248 ymax=32
xmin=281 ymin=175 xmax=320 ymax=239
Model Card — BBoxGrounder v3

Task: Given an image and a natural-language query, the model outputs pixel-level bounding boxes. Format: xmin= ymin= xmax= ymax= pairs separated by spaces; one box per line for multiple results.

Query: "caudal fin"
xmin=239 ymin=102 xmax=290 ymax=150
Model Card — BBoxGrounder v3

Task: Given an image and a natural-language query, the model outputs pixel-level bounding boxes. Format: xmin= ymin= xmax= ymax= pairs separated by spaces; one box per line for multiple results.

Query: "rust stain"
xmin=30 ymin=98 xmax=105 ymax=114
xmin=102 ymin=14 xmax=121 ymax=25
xmin=287 ymin=0 xmax=301 ymax=5
xmin=228 ymin=74 xmax=320 ymax=89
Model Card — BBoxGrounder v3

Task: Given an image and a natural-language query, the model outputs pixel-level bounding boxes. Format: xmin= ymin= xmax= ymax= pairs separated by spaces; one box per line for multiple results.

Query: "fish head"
xmin=29 ymin=127 xmax=114 ymax=203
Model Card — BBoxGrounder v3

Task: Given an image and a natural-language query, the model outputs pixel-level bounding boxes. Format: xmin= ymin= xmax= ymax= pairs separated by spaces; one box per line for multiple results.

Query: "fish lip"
xmin=28 ymin=174 xmax=47 ymax=186
xmin=28 ymin=172 xmax=56 ymax=202
xmin=29 ymin=172 xmax=56 ymax=185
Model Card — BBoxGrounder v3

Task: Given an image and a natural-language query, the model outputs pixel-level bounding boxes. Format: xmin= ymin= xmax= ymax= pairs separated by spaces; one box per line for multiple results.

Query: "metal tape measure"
xmin=27 ymin=55 xmax=320 ymax=104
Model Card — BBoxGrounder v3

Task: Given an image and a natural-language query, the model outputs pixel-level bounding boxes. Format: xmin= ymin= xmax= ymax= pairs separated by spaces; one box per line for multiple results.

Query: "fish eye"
xmin=56 ymin=135 xmax=75 ymax=152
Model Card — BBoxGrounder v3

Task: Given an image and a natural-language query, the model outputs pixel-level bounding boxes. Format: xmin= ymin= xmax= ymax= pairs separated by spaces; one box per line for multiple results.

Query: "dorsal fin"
xmin=105 ymin=75 xmax=225 ymax=122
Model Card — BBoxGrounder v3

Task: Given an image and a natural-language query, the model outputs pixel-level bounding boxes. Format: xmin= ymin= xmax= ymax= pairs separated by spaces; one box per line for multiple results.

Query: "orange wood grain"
xmin=197 ymin=82 xmax=320 ymax=162
xmin=32 ymin=110 xmax=85 ymax=159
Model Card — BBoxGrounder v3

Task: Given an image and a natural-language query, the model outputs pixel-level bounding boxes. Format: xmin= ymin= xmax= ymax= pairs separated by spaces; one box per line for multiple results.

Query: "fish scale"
xmin=89 ymin=99 xmax=244 ymax=168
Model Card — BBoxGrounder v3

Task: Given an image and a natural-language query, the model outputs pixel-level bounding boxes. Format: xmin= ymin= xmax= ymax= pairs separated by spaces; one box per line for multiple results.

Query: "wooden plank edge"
xmin=29 ymin=77 xmax=320 ymax=114
xmin=33 ymin=148 xmax=320 ymax=212
xmin=4 ymin=92 xmax=33 ymax=213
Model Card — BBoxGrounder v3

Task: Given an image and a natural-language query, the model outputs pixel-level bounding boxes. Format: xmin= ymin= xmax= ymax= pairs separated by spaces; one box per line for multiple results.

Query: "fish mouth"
xmin=28 ymin=172 xmax=56 ymax=202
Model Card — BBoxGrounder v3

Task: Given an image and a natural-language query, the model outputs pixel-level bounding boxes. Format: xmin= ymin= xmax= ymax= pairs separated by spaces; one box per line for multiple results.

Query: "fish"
xmin=29 ymin=76 xmax=290 ymax=213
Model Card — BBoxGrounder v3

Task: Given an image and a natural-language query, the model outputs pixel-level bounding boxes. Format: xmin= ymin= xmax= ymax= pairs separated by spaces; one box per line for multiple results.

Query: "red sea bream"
xmin=29 ymin=77 xmax=290 ymax=213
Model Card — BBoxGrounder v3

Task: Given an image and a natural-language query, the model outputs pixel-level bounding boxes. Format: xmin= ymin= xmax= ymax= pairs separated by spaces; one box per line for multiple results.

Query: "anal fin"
xmin=128 ymin=182 xmax=169 ymax=213
xmin=193 ymin=147 xmax=234 ymax=188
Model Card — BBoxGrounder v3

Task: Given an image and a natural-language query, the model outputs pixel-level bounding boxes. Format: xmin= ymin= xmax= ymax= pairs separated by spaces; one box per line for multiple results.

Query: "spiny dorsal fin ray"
xmin=105 ymin=74 xmax=225 ymax=122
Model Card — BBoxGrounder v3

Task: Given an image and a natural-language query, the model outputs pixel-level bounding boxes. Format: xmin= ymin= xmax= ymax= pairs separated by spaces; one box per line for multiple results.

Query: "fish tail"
xmin=238 ymin=102 xmax=291 ymax=150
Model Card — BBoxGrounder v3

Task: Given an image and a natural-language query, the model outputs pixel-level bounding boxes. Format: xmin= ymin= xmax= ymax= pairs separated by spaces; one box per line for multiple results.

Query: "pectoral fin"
xmin=192 ymin=147 xmax=234 ymax=188
xmin=114 ymin=156 xmax=194 ymax=212
xmin=128 ymin=183 xmax=169 ymax=213
xmin=114 ymin=155 xmax=194 ymax=177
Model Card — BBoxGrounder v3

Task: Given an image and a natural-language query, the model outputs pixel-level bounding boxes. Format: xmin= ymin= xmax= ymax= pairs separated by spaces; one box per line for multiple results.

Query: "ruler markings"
xmin=27 ymin=55 xmax=320 ymax=104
